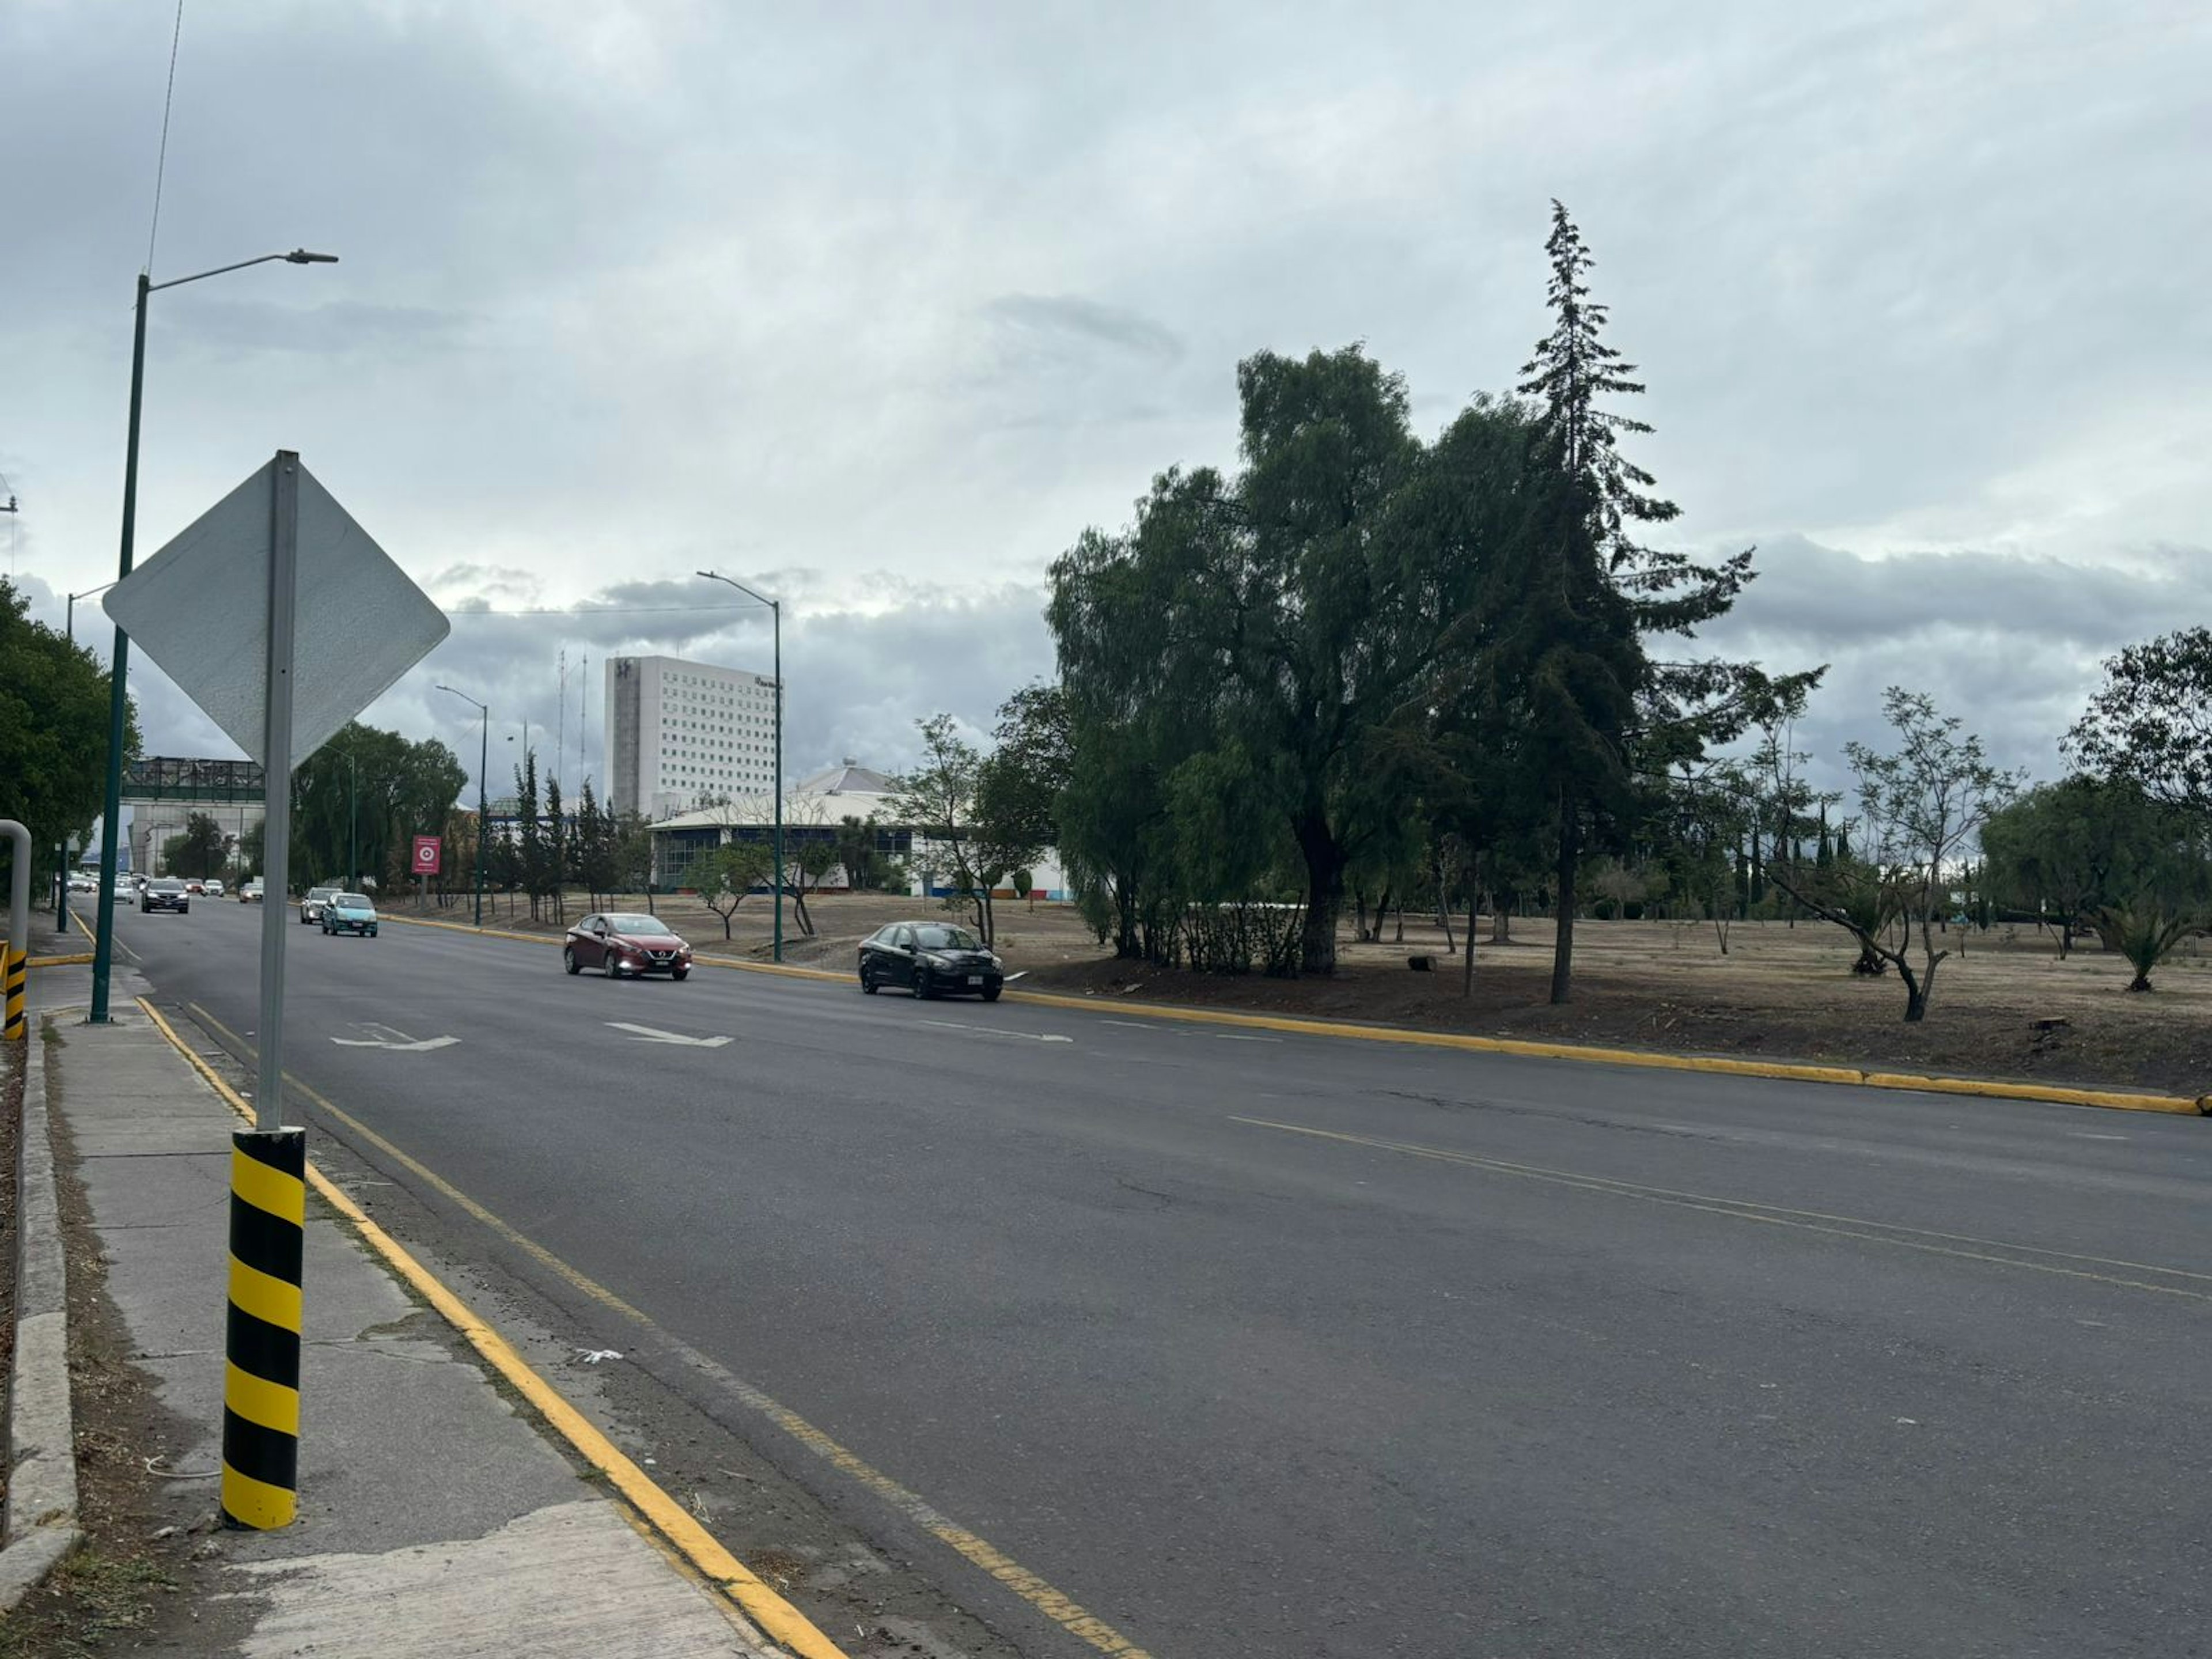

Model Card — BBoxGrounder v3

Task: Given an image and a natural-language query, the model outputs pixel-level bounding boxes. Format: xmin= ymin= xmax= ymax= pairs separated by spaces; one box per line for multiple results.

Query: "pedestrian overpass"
xmin=120 ymin=757 xmax=265 ymax=874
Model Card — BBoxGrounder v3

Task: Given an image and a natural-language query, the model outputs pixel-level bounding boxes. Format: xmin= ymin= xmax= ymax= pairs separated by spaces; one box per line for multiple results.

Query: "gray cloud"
xmin=4 ymin=1 xmax=2203 ymax=820
xmin=166 ymin=300 xmax=477 ymax=358
xmin=984 ymin=294 xmax=1184 ymax=365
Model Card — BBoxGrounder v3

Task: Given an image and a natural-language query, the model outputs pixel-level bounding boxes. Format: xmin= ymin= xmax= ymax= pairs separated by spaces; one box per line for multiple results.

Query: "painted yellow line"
xmin=28 ymin=951 xmax=94 ymax=967
xmin=134 ymin=997 xmax=851 ymax=1659
xmin=1232 ymin=1116 xmax=2212 ymax=1303
xmin=168 ymin=997 xmax=1165 ymax=1659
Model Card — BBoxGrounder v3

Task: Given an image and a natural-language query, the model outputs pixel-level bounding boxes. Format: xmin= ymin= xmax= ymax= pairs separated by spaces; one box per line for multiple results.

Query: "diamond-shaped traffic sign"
xmin=104 ymin=456 xmax=448 ymax=771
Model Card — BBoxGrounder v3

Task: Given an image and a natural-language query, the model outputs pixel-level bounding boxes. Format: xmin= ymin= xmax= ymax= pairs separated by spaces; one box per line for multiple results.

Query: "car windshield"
xmin=150 ymin=879 xmax=185 ymax=891
xmin=309 ymin=888 xmax=338 ymax=900
xmin=603 ymin=914 xmax=671 ymax=935
xmin=339 ymin=895 xmax=373 ymax=908
xmin=914 ymin=924 xmax=982 ymax=950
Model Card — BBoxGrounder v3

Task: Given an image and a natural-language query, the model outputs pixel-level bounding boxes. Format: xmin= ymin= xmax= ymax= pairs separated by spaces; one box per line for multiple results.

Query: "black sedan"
xmin=141 ymin=877 xmax=191 ymax=914
xmin=563 ymin=912 xmax=694 ymax=979
xmin=858 ymin=921 xmax=1003 ymax=1001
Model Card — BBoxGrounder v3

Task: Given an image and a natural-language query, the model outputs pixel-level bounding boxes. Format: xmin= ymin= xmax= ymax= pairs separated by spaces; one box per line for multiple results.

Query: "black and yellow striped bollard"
xmin=223 ymin=1127 xmax=306 ymax=1528
xmin=3 ymin=944 xmax=25 ymax=1040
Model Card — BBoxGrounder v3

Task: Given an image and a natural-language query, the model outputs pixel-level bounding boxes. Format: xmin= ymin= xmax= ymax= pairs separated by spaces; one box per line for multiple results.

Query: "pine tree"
xmin=544 ymin=774 xmax=567 ymax=926
xmin=1816 ymin=803 xmax=1834 ymax=869
xmin=513 ymin=753 xmax=543 ymax=921
xmin=1511 ymin=201 xmax=1788 ymax=1002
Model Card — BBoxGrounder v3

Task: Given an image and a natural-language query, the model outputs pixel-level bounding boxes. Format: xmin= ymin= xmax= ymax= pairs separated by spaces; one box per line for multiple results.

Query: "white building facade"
xmin=605 ymin=654 xmax=781 ymax=821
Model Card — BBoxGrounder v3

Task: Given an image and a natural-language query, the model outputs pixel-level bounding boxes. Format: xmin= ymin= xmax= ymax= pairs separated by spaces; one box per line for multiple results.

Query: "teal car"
xmin=321 ymin=893 xmax=379 ymax=937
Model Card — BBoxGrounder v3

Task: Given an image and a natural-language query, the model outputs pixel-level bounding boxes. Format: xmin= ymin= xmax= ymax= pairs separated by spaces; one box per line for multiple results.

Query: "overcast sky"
xmin=3 ymin=1 xmax=2205 ymax=805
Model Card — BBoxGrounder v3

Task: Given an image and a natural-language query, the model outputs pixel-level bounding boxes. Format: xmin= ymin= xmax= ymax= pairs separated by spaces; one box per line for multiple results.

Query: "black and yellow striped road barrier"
xmin=223 ymin=1127 xmax=306 ymax=1528
xmin=3 ymin=944 xmax=25 ymax=1040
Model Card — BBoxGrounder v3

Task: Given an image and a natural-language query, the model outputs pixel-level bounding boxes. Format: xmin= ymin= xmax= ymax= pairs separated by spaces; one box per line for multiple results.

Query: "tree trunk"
xmin=1353 ymin=887 xmax=1370 ymax=945
xmin=1550 ymin=795 xmax=1580 ymax=1005
xmin=1460 ymin=856 xmax=1478 ymax=998
xmin=1435 ymin=853 xmax=1456 ymax=956
xmin=1902 ymin=950 xmax=1945 ymax=1021
xmin=1295 ymin=812 xmax=1345 ymax=976
xmin=1491 ymin=903 xmax=1510 ymax=944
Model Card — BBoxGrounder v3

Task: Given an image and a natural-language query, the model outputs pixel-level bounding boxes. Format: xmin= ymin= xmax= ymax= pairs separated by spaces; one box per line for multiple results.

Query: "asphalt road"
xmin=116 ymin=899 xmax=2212 ymax=1658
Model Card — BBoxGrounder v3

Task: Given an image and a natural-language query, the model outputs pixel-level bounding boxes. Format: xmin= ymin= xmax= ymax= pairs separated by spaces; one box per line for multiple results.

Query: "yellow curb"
xmin=133 ymin=996 xmax=854 ymax=1659
xmin=378 ymin=912 xmax=2210 ymax=1118
xmin=1001 ymin=989 xmax=2207 ymax=1116
xmin=28 ymin=952 xmax=94 ymax=968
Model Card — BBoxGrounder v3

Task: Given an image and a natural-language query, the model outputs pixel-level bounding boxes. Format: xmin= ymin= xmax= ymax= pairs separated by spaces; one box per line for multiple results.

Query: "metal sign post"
xmin=256 ymin=457 xmax=299 ymax=1131
xmin=101 ymin=448 xmax=448 ymax=1533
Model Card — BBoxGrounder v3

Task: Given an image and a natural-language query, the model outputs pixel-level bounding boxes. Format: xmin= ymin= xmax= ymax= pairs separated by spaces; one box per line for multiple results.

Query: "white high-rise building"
xmin=605 ymin=654 xmax=781 ymax=820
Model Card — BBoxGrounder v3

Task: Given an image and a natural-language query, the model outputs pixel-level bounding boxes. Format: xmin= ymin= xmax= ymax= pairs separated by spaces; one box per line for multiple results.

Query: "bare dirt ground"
xmin=396 ymin=892 xmax=2212 ymax=1099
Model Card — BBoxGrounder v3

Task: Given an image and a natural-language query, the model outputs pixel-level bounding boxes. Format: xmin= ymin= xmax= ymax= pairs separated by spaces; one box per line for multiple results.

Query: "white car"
xmin=301 ymin=886 xmax=342 ymax=925
xmin=204 ymin=878 xmax=226 ymax=898
xmin=238 ymin=879 xmax=264 ymax=903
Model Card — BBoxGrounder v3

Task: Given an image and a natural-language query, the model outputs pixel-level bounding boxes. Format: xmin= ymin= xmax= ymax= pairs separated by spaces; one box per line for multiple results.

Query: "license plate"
xmin=967 ymin=974 xmax=982 ymax=986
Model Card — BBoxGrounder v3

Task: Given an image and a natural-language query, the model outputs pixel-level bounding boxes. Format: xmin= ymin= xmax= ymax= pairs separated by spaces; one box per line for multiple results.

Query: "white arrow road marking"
xmin=607 ymin=1022 xmax=733 ymax=1048
xmin=331 ymin=1022 xmax=459 ymax=1052
xmin=920 ymin=1020 xmax=1073 ymax=1044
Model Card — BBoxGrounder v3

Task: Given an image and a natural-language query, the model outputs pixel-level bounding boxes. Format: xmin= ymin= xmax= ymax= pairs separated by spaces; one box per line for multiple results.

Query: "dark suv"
xmin=142 ymin=877 xmax=191 ymax=914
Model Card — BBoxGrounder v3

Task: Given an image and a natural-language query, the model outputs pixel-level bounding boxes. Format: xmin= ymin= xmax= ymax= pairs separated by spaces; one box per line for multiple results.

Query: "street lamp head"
xmin=285 ymin=249 xmax=340 ymax=264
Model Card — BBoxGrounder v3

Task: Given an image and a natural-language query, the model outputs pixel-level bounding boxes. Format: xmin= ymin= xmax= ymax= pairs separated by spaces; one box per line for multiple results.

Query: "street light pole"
xmin=696 ymin=570 xmax=783 ymax=963
xmin=88 ymin=249 xmax=338 ymax=1024
xmin=347 ymin=750 xmax=358 ymax=891
xmin=66 ymin=580 xmax=119 ymax=645
xmin=437 ymin=685 xmax=488 ymax=927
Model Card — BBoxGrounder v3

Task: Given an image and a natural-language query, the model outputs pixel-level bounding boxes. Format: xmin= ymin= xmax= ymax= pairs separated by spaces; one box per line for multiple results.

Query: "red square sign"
xmin=412 ymin=835 xmax=442 ymax=876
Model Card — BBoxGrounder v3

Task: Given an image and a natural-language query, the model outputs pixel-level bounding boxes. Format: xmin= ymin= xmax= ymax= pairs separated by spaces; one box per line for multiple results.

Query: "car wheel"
xmin=982 ymin=985 xmax=1002 ymax=1003
xmin=915 ymin=966 xmax=936 ymax=1000
xmin=671 ymin=968 xmax=688 ymax=981
xmin=563 ymin=946 xmax=580 ymax=975
xmin=859 ymin=965 xmax=878 ymax=994
xmin=368 ymin=927 xmax=378 ymax=938
xmin=605 ymin=957 xmax=623 ymax=979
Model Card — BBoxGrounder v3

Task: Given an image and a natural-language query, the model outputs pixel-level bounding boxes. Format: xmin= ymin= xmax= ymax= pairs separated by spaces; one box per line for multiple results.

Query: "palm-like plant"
xmin=2093 ymin=901 xmax=2199 ymax=993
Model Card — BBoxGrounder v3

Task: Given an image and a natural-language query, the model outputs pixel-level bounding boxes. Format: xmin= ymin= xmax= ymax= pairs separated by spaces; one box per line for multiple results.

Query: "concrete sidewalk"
xmin=41 ymin=982 xmax=786 ymax=1657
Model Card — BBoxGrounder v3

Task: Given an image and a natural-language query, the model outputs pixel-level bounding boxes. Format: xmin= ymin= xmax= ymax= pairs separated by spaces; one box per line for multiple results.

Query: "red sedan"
xmin=563 ymin=912 xmax=694 ymax=980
